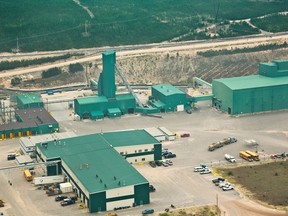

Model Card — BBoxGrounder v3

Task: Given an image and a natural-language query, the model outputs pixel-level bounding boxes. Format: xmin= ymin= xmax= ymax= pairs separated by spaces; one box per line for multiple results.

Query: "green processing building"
xmin=36 ymin=129 xmax=162 ymax=213
xmin=149 ymin=84 xmax=192 ymax=112
xmin=212 ymin=60 xmax=288 ymax=115
xmin=74 ymin=50 xmax=136 ymax=119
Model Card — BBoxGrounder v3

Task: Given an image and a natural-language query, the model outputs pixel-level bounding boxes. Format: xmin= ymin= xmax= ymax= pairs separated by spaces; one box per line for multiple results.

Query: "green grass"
xmin=0 ymin=0 xmax=287 ymax=52
xmin=217 ymin=161 xmax=288 ymax=206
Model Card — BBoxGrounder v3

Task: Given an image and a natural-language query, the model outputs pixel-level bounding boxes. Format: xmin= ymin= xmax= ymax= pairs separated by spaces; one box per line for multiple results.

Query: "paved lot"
xmin=0 ymin=100 xmax=288 ymax=216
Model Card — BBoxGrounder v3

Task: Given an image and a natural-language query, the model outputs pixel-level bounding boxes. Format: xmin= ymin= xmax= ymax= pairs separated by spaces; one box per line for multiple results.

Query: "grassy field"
xmin=216 ymin=161 xmax=288 ymax=207
xmin=0 ymin=0 xmax=287 ymax=52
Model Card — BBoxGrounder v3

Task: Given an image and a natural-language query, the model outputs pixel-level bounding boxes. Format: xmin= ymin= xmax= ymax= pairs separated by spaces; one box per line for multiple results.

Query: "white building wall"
xmin=114 ymin=144 xmax=154 ymax=156
xmin=106 ymin=185 xmax=134 ymax=199
xmin=106 ymin=198 xmax=135 ymax=211
xmin=126 ymin=154 xmax=154 ymax=164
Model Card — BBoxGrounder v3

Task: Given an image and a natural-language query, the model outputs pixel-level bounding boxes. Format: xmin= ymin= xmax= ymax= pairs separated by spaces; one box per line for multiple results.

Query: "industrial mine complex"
xmin=0 ymin=50 xmax=288 ymax=215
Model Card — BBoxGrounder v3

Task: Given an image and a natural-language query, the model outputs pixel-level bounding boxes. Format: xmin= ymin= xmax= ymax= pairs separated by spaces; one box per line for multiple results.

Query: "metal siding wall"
xmin=154 ymin=143 xmax=162 ymax=161
xmin=89 ymin=191 xmax=106 ymax=213
xmin=134 ymin=183 xmax=150 ymax=206
xmin=233 ymin=84 xmax=288 ymax=114
xmin=213 ymin=81 xmax=231 ymax=112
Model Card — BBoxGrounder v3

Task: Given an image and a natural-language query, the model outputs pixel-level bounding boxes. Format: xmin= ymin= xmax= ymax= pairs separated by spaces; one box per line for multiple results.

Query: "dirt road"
xmin=0 ymin=33 xmax=287 ymax=78
xmin=219 ymin=194 xmax=288 ymax=216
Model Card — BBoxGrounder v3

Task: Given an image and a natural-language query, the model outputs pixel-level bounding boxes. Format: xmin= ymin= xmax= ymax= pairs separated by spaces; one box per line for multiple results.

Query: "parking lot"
xmin=0 ymin=99 xmax=288 ymax=215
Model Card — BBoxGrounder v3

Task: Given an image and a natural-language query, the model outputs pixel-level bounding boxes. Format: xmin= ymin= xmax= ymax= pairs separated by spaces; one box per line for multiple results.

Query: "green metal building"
xmin=16 ymin=93 xmax=44 ymax=109
xmin=212 ymin=60 xmax=288 ymax=115
xmin=74 ymin=50 xmax=136 ymax=119
xmin=149 ymin=84 xmax=191 ymax=112
xmin=36 ymin=129 xmax=162 ymax=213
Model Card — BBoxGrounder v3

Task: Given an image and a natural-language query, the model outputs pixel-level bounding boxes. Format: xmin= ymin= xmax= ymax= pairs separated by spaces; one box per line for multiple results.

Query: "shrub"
xmin=11 ymin=77 xmax=22 ymax=86
xmin=42 ymin=67 xmax=62 ymax=78
xmin=69 ymin=63 xmax=84 ymax=74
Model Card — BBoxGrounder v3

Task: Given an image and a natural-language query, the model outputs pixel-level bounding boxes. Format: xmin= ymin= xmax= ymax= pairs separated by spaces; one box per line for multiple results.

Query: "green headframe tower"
xmin=98 ymin=50 xmax=116 ymax=99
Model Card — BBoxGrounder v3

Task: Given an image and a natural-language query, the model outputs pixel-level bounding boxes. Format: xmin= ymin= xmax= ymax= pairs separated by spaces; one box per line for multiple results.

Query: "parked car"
xmin=55 ymin=195 xmax=68 ymax=202
xmin=222 ymin=185 xmax=234 ymax=191
xmin=180 ymin=133 xmax=190 ymax=138
xmin=142 ymin=208 xmax=154 ymax=214
xmin=60 ymin=198 xmax=75 ymax=206
xmin=162 ymin=161 xmax=169 ymax=167
xmin=164 ymin=152 xmax=176 ymax=158
xmin=212 ymin=177 xmax=225 ymax=184
xmin=7 ymin=153 xmax=16 ymax=160
xmin=219 ymin=182 xmax=231 ymax=188
xmin=200 ymin=169 xmax=211 ymax=175
xmin=194 ymin=167 xmax=205 ymax=172
xmin=149 ymin=161 xmax=156 ymax=168
xmin=162 ymin=148 xmax=169 ymax=154
xmin=165 ymin=159 xmax=173 ymax=166
xmin=106 ymin=213 xmax=118 ymax=216
xmin=149 ymin=185 xmax=156 ymax=192
xmin=155 ymin=161 xmax=162 ymax=166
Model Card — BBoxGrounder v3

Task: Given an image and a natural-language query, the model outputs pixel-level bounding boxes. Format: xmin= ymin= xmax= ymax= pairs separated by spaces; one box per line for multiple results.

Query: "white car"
xmin=219 ymin=182 xmax=231 ymax=188
xmin=200 ymin=169 xmax=211 ymax=175
xmin=194 ymin=167 xmax=205 ymax=172
xmin=222 ymin=185 xmax=234 ymax=191
xmin=165 ymin=159 xmax=173 ymax=166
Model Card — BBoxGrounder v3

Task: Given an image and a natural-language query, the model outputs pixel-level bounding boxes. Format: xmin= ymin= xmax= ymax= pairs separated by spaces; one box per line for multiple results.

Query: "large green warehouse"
xmin=36 ymin=129 xmax=162 ymax=213
xmin=212 ymin=60 xmax=288 ymax=115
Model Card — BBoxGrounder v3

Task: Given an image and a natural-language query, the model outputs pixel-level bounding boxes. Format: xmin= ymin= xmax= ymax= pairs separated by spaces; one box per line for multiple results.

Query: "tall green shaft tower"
xmin=98 ymin=50 xmax=116 ymax=99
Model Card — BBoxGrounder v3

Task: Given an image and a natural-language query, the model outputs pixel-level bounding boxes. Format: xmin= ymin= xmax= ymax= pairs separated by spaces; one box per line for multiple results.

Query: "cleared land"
xmin=0 ymin=0 xmax=288 ymax=52
xmin=216 ymin=161 xmax=288 ymax=207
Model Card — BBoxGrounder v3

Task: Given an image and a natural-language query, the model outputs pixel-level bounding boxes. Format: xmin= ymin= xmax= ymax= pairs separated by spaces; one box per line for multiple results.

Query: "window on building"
xmin=142 ymin=158 xmax=145 ymax=161
xmin=135 ymin=159 xmax=137 ymax=162
xmin=120 ymin=152 xmax=124 ymax=155
xmin=139 ymin=150 xmax=142 ymax=153
xmin=135 ymin=150 xmax=137 ymax=153
xmin=144 ymin=149 xmax=148 ymax=152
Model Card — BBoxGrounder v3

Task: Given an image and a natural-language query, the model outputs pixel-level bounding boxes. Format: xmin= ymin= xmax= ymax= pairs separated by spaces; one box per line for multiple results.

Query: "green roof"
xmin=102 ymin=130 xmax=160 ymax=147
xmin=213 ymin=75 xmax=288 ymax=90
xmin=107 ymin=108 xmax=121 ymax=114
xmin=152 ymin=84 xmax=185 ymax=96
xmin=36 ymin=129 xmax=159 ymax=193
xmin=76 ymin=96 xmax=108 ymax=105
xmin=62 ymin=149 xmax=148 ymax=193
xmin=17 ymin=93 xmax=43 ymax=105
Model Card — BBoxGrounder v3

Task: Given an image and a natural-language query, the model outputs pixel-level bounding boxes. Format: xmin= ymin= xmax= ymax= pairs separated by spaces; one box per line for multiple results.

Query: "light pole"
xmin=46 ymin=98 xmax=48 ymax=112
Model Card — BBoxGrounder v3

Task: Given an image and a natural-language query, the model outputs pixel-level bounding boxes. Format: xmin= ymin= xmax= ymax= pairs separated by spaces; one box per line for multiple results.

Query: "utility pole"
xmin=82 ymin=21 xmax=90 ymax=37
